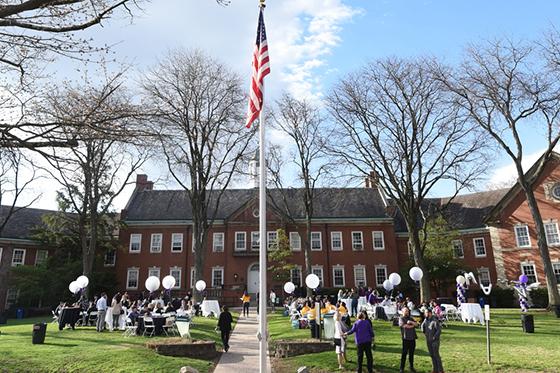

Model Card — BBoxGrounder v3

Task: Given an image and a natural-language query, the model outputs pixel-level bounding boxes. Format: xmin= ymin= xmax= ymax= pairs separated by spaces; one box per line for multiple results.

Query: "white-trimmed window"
xmin=11 ymin=249 xmax=25 ymax=267
xmin=372 ymin=231 xmax=385 ymax=250
xmin=331 ymin=232 xmax=343 ymax=251
xmin=521 ymin=262 xmax=537 ymax=284
xmin=171 ymin=233 xmax=183 ymax=252
xmin=544 ymin=222 xmax=560 ymax=246
xmin=267 ymin=231 xmax=278 ymax=250
xmin=235 ymin=232 xmax=246 ymax=251
xmin=289 ymin=232 xmax=301 ymax=251
xmin=104 ymin=250 xmax=116 ymax=267
xmin=375 ymin=265 xmax=387 ymax=287
xmin=126 ymin=268 xmax=139 ymax=290
xmin=150 ymin=233 xmax=162 ymax=253
xmin=473 ymin=238 xmax=486 ymax=257
xmin=35 ymin=250 xmax=48 ymax=266
xmin=514 ymin=225 xmax=531 ymax=248
xmin=148 ymin=267 xmax=160 ymax=279
xmin=352 ymin=231 xmax=363 ymax=251
xmin=354 ymin=265 xmax=367 ymax=287
xmin=333 ymin=265 xmax=345 ymax=287
xmin=129 ymin=234 xmax=142 ymax=253
xmin=290 ymin=266 xmax=302 ymax=286
xmin=212 ymin=267 xmax=224 ymax=288
xmin=478 ymin=267 xmax=491 ymax=286
xmin=213 ymin=232 xmax=225 ymax=252
xmin=190 ymin=266 xmax=196 ymax=289
xmin=251 ymin=231 xmax=260 ymax=251
xmin=311 ymin=266 xmax=324 ymax=287
xmin=5 ymin=288 xmax=19 ymax=309
xmin=170 ymin=267 xmax=182 ymax=289
xmin=311 ymin=232 xmax=322 ymax=251
xmin=553 ymin=262 xmax=560 ymax=283
xmin=453 ymin=240 xmax=464 ymax=258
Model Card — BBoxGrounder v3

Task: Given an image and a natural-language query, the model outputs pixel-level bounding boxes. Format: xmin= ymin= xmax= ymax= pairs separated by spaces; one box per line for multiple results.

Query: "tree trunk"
xmin=521 ymin=182 xmax=560 ymax=307
xmin=409 ymin=224 xmax=431 ymax=302
xmin=304 ymin=218 xmax=313 ymax=297
xmin=192 ymin=217 xmax=207 ymax=303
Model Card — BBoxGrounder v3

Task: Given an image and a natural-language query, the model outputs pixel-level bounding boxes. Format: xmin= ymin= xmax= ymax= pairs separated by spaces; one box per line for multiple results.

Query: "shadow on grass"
xmin=42 ymin=342 xmax=79 ymax=347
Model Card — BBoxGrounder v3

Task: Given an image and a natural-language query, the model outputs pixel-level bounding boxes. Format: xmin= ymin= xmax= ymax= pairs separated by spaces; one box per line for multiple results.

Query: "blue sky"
xmin=25 ymin=0 xmax=560 ymax=210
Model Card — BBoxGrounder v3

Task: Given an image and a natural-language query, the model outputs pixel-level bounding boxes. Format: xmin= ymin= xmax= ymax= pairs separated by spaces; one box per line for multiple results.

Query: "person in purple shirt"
xmin=344 ymin=311 xmax=374 ymax=373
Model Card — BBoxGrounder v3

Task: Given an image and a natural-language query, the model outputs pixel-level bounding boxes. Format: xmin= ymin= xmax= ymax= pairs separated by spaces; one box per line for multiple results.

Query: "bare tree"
xmin=142 ymin=49 xmax=255 ymax=300
xmin=268 ymin=93 xmax=330 ymax=295
xmin=326 ymin=58 xmax=488 ymax=300
xmin=38 ymin=71 xmax=146 ymax=295
xmin=436 ymin=38 xmax=560 ymax=307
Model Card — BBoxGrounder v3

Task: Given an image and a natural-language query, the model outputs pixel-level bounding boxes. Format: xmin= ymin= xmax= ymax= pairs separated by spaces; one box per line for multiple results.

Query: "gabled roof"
xmin=484 ymin=151 xmax=560 ymax=223
xmin=0 ymin=206 xmax=56 ymax=240
xmin=122 ymin=187 xmax=390 ymax=222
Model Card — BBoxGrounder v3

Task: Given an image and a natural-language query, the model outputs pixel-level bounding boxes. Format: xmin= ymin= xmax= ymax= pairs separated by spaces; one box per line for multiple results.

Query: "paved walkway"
xmin=213 ymin=315 xmax=272 ymax=373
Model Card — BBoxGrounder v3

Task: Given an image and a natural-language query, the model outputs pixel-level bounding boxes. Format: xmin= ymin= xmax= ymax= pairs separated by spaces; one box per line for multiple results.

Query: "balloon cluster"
xmin=283 ymin=281 xmax=296 ymax=294
xmin=515 ymin=274 xmax=530 ymax=313
xmin=409 ymin=266 xmax=424 ymax=282
xmin=195 ymin=280 xmax=206 ymax=292
xmin=455 ymin=276 xmax=467 ymax=306
xmin=382 ymin=272 xmax=402 ymax=292
xmin=69 ymin=275 xmax=89 ymax=295
xmin=145 ymin=275 xmax=177 ymax=293
xmin=305 ymin=274 xmax=320 ymax=290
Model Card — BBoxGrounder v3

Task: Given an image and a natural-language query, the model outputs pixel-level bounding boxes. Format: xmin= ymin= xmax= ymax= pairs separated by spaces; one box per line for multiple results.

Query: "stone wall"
xmin=146 ymin=340 xmax=217 ymax=360
xmin=271 ymin=339 xmax=333 ymax=358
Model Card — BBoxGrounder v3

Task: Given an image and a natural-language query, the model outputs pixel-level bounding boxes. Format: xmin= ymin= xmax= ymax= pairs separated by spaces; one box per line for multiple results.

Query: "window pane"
xmin=553 ymin=263 xmax=560 ymax=283
xmin=251 ymin=232 xmax=260 ymax=250
xmin=312 ymin=267 xmax=323 ymax=286
xmin=453 ymin=240 xmax=464 ymax=258
xmin=352 ymin=232 xmax=363 ymax=250
xmin=171 ymin=269 xmax=181 ymax=288
xmin=104 ymin=250 xmax=116 ymax=266
xmin=515 ymin=226 xmax=530 ymax=247
xmin=373 ymin=232 xmax=384 ymax=250
xmin=479 ymin=269 xmax=490 ymax=286
xmin=291 ymin=268 xmax=302 ymax=286
xmin=213 ymin=233 xmax=224 ymax=252
xmin=354 ymin=266 xmax=366 ymax=287
xmin=545 ymin=223 xmax=560 ymax=245
xmin=151 ymin=234 xmax=162 ymax=252
xmin=333 ymin=267 xmax=345 ymax=287
xmin=130 ymin=234 xmax=141 ymax=252
xmin=311 ymin=232 xmax=322 ymax=250
xmin=290 ymin=232 xmax=301 ymax=251
xmin=212 ymin=268 xmax=223 ymax=287
xmin=474 ymin=238 xmax=486 ymax=256
xmin=172 ymin=234 xmax=183 ymax=251
xmin=267 ymin=231 xmax=278 ymax=250
xmin=521 ymin=264 xmax=537 ymax=284
xmin=127 ymin=269 xmax=138 ymax=288
xmin=235 ymin=232 xmax=246 ymax=250
xmin=331 ymin=232 xmax=342 ymax=250
xmin=375 ymin=266 xmax=387 ymax=286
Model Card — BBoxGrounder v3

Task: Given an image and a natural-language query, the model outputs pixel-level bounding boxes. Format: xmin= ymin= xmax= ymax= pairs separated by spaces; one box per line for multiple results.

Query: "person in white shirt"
xmin=333 ymin=310 xmax=347 ymax=370
xmin=381 ymin=295 xmax=392 ymax=307
xmin=269 ymin=289 xmax=277 ymax=312
xmin=96 ymin=293 xmax=108 ymax=332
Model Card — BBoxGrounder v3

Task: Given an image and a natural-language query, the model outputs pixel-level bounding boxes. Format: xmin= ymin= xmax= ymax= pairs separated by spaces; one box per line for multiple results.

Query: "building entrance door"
xmin=247 ymin=263 xmax=259 ymax=295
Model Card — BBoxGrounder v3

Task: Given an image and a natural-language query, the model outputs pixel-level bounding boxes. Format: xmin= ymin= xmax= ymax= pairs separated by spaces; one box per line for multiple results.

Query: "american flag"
xmin=245 ymin=7 xmax=270 ymax=128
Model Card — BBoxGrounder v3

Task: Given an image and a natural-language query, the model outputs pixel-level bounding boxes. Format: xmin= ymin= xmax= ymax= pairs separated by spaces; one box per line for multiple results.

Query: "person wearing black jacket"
xmin=217 ymin=306 xmax=233 ymax=352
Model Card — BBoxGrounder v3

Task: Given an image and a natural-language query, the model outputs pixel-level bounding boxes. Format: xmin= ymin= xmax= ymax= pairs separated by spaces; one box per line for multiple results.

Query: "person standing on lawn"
xmin=217 ymin=305 xmax=233 ymax=352
xmin=241 ymin=290 xmax=251 ymax=317
xmin=95 ymin=293 xmax=107 ymax=332
xmin=421 ymin=308 xmax=444 ymax=373
xmin=344 ymin=311 xmax=374 ymax=373
xmin=399 ymin=306 xmax=418 ymax=373
xmin=269 ymin=289 xmax=277 ymax=312
xmin=333 ymin=310 xmax=348 ymax=370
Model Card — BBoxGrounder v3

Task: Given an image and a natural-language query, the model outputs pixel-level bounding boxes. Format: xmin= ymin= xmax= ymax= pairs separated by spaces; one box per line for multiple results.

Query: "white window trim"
xmin=353 ymin=265 xmax=367 ymax=287
xmin=235 ymin=232 xmax=247 ymax=251
xmin=34 ymin=250 xmax=48 ymax=266
xmin=104 ymin=250 xmax=116 ymax=267
xmin=126 ymin=267 xmax=139 ymax=290
xmin=514 ymin=224 xmax=531 ymax=248
xmin=478 ymin=267 xmax=491 ymax=286
xmin=11 ymin=248 xmax=26 ymax=267
xmin=171 ymin=233 xmax=184 ymax=253
xmin=290 ymin=265 xmax=303 ymax=286
xmin=351 ymin=231 xmax=364 ymax=251
xmin=544 ymin=221 xmax=560 ymax=246
xmin=332 ymin=265 xmax=346 ymax=287
xmin=473 ymin=237 xmax=487 ymax=258
xmin=5 ymin=288 xmax=19 ymax=310
xmin=129 ymin=234 xmax=142 ymax=253
xmin=212 ymin=266 xmax=224 ymax=288
xmin=251 ymin=231 xmax=260 ymax=251
xmin=520 ymin=262 xmax=538 ymax=283
xmin=289 ymin=232 xmax=301 ymax=251
xmin=552 ymin=262 xmax=560 ymax=282
xmin=452 ymin=240 xmax=464 ymax=258
xmin=170 ymin=266 xmax=182 ymax=289
xmin=190 ymin=266 xmax=196 ymax=289
xmin=267 ymin=231 xmax=278 ymax=250
xmin=331 ymin=231 xmax=343 ymax=251
xmin=374 ymin=264 xmax=388 ymax=287
xmin=372 ymin=231 xmax=385 ymax=251
xmin=310 ymin=231 xmax=322 ymax=251
xmin=213 ymin=232 xmax=225 ymax=252
xmin=150 ymin=233 xmax=163 ymax=253
xmin=148 ymin=266 xmax=161 ymax=279
xmin=311 ymin=265 xmax=324 ymax=286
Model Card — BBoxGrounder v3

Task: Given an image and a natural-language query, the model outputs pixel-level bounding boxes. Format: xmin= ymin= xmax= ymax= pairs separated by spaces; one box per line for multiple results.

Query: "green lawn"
xmin=268 ymin=309 xmax=560 ymax=373
xmin=0 ymin=313 xmax=237 ymax=373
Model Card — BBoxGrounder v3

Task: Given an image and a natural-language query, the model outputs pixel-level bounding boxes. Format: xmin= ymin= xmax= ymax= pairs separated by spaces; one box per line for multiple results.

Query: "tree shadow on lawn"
xmin=41 ymin=342 xmax=79 ymax=347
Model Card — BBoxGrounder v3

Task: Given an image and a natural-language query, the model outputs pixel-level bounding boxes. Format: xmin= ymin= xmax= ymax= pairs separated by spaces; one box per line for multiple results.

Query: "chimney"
xmin=364 ymin=170 xmax=378 ymax=188
xmin=136 ymin=174 xmax=153 ymax=191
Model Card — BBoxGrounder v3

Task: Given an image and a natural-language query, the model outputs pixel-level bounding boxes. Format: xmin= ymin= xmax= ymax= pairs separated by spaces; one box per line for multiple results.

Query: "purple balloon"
xmin=519 ymin=274 xmax=528 ymax=284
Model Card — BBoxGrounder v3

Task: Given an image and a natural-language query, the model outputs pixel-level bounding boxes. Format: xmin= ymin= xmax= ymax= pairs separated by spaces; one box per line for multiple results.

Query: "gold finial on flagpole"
xmin=259 ymin=0 xmax=265 ymax=8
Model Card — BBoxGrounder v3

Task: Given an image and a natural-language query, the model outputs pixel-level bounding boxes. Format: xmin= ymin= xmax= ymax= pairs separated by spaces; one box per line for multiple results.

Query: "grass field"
xmin=268 ymin=309 xmax=560 ymax=373
xmin=0 ymin=313 xmax=237 ymax=373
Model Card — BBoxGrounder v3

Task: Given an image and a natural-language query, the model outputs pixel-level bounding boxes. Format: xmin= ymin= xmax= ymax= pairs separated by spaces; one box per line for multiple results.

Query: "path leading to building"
xmin=213 ymin=315 xmax=271 ymax=373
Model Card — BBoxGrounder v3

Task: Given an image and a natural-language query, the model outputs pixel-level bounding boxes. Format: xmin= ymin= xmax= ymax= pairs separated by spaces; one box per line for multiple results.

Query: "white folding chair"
xmin=88 ymin=311 xmax=98 ymax=326
xmin=162 ymin=316 xmax=177 ymax=336
xmin=123 ymin=317 xmax=137 ymax=338
xmin=142 ymin=317 xmax=155 ymax=337
xmin=51 ymin=310 xmax=59 ymax=324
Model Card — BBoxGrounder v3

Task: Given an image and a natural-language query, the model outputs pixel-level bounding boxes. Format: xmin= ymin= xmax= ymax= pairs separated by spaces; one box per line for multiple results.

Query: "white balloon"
xmin=195 ymin=280 xmax=206 ymax=292
xmin=456 ymin=275 xmax=466 ymax=285
xmin=389 ymin=273 xmax=401 ymax=286
xmin=283 ymin=281 xmax=296 ymax=294
xmin=383 ymin=279 xmax=394 ymax=291
xmin=409 ymin=267 xmax=423 ymax=282
xmin=305 ymin=274 xmax=320 ymax=289
xmin=162 ymin=275 xmax=176 ymax=290
xmin=69 ymin=281 xmax=80 ymax=294
xmin=145 ymin=276 xmax=160 ymax=292
xmin=76 ymin=275 xmax=89 ymax=288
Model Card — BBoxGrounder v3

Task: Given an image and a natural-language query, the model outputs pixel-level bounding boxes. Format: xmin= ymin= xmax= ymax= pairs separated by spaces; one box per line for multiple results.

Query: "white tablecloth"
xmin=104 ymin=307 xmax=126 ymax=331
xmin=201 ymin=300 xmax=221 ymax=317
xmin=459 ymin=303 xmax=484 ymax=325
xmin=358 ymin=296 xmax=367 ymax=310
